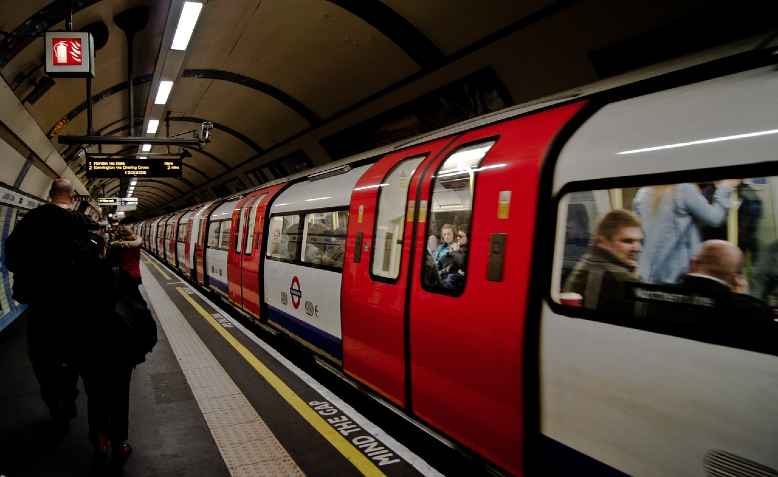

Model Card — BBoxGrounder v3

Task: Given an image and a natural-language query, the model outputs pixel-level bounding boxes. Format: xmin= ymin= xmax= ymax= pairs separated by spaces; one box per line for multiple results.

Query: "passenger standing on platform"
xmin=564 ymin=210 xmax=643 ymax=311
xmin=4 ymin=178 xmax=93 ymax=438
xmin=82 ymin=224 xmax=154 ymax=469
xmin=633 ymin=181 xmax=736 ymax=284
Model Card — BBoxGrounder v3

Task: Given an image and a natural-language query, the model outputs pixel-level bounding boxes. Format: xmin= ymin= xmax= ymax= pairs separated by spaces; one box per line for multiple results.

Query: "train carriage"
xmin=137 ymin=50 xmax=778 ymax=477
xmin=263 ymin=165 xmax=371 ymax=362
xmin=204 ymin=198 xmax=239 ymax=297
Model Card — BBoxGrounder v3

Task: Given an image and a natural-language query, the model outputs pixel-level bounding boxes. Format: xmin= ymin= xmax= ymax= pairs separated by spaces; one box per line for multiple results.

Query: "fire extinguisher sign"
xmin=44 ymin=31 xmax=94 ymax=77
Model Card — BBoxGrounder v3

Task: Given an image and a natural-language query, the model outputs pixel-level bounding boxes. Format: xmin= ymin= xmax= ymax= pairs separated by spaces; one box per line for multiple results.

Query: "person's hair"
xmin=441 ymin=224 xmax=454 ymax=234
xmin=595 ymin=209 xmax=641 ymax=241
xmin=49 ymin=178 xmax=73 ymax=201
xmin=114 ymin=225 xmax=137 ymax=242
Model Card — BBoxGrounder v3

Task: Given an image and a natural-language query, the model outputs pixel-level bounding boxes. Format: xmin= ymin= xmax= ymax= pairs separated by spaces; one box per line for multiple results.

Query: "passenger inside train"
xmin=556 ymin=175 xmax=778 ymax=353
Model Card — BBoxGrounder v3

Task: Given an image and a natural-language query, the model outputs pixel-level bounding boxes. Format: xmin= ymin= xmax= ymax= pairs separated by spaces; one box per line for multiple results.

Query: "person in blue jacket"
xmin=633 ymin=180 xmax=737 ymax=284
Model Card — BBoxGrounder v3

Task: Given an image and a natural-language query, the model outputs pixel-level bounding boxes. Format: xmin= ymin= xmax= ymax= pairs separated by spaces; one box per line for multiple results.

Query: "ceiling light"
xmin=141 ymin=144 xmax=151 ymax=152
xmin=138 ymin=156 xmax=148 ymax=160
xmin=154 ymin=80 xmax=174 ymax=105
xmin=130 ymin=178 xmax=137 ymax=185
xmin=171 ymin=2 xmax=203 ymax=51
xmin=147 ymin=119 xmax=159 ymax=134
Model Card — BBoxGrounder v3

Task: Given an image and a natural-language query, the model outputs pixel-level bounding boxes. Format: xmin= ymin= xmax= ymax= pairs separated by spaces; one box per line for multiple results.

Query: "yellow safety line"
xmin=145 ymin=258 xmax=171 ymax=281
xmin=175 ymin=287 xmax=386 ymax=477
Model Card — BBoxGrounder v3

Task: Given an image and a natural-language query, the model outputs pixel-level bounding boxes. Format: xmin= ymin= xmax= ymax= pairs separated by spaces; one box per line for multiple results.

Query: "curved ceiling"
xmin=0 ymin=0 xmax=774 ymax=215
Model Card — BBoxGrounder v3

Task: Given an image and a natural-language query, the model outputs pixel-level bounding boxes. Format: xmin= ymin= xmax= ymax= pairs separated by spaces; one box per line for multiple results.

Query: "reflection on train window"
xmin=552 ymin=176 xmax=778 ymax=355
xmin=177 ymin=222 xmax=187 ymax=243
xmin=236 ymin=206 xmax=247 ymax=253
xmin=219 ymin=220 xmax=232 ymax=250
xmin=207 ymin=220 xmax=221 ymax=248
xmin=267 ymin=215 xmax=301 ymax=260
xmin=245 ymin=194 xmax=266 ymax=254
xmin=302 ymin=210 xmax=349 ymax=270
xmin=422 ymin=141 xmax=496 ymax=294
xmin=372 ymin=156 xmax=424 ymax=280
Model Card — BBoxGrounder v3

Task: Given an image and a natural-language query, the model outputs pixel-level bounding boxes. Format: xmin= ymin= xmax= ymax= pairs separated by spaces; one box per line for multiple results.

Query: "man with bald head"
xmin=676 ymin=240 xmax=775 ymax=352
xmin=684 ymin=240 xmax=748 ymax=293
xmin=5 ymin=177 xmax=95 ymax=436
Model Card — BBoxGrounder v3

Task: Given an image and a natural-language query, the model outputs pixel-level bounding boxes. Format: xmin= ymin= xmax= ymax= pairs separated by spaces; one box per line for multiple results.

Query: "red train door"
xmin=406 ymin=102 xmax=585 ymax=476
xmin=228 ymin=194 xmax=250 ymax=307
xmin=341 ymin=137 xmax=455 ymax=407
xmin=239 ymin=184 xmax=285 ymax=318
xmin=195 ymin=201 xmax=224 ymax=285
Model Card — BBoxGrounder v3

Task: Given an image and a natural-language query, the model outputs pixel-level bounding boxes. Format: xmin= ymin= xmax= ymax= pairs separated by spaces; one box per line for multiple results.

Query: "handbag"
xmin=114 ymin=272 xmax=158 ymax=364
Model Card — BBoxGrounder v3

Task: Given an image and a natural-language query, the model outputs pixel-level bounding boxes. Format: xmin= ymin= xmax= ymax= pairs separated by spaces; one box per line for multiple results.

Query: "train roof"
xmin=145 ymin=38 xmax=776 ymax=223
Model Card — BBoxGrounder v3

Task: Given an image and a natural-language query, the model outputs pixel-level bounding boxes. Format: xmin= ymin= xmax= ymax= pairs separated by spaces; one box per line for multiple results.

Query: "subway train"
xmin=136 ymin=50 xmax=778 ymax=477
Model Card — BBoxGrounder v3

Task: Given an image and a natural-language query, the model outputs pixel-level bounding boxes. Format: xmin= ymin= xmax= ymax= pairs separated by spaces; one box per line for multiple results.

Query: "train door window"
xmin=422 ymin=141 xmax=496 ymax=294
xmin=177 ymin=222 xmax=187 ymax=243
xmin=301 ymin=210 xmax=349 ymax=270
xmin=219 ymin=220 xmax=232 ymax=251
xmin=551 ymin=174 xmax=778 ymax=356
xmin=372 ymin=156 xmax=425 ymax=280
xmin=236 ymin=205 xmax=248 ymax=253
xmin=267 ymin=215 xmax=301 ymax=261
xmin=245 ymin=194 xmax=267 ymax=255
xmin=207 ymin=221 xmax=221 ymax=248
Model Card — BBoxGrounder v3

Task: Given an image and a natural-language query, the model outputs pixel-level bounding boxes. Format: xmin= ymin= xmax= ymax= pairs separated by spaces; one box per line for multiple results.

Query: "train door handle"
xmin=487 ymin=233 xmax=507 ymax=282
xmin=354 ymin=232 xmax=364 ymax=263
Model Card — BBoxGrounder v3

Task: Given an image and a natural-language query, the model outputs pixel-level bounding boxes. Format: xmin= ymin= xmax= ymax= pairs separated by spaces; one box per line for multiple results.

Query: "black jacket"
xmin=5 ymin=203 xmax=97 ymax=303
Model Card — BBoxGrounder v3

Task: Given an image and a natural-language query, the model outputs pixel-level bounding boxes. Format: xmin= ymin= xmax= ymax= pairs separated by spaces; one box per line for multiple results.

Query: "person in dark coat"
xmin=4 ymin=178 xmax=94 ymax=435
xmin=82 ymin=225 xmax=152 ymax=468
xmin=564 ymin=209 xmax=643 ymax=313
xmin=676 ymin=240 xmax=775 ymax=352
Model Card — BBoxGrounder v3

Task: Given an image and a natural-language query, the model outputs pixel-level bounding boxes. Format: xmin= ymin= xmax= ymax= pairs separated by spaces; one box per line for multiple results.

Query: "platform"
xmin=0 ymin=253 xmax=450 ymax=476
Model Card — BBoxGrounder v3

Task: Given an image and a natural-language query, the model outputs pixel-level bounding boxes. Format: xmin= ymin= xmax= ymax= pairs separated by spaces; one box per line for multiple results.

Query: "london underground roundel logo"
xmin=289 ymin=276 xmax=302 ymax=309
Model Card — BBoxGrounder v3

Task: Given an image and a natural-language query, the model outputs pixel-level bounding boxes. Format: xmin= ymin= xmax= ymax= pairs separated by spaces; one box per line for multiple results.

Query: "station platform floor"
xmin=0 ymin=253 xmax=481 ymax=477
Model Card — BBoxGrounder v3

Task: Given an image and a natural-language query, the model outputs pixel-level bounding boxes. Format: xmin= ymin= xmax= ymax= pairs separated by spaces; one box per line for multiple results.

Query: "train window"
xmin=207 ymin=220 xmax=221 ymax=248
xmin=301 ymin=210 xmax=349 ymax=270
xmin=267 ymin=215 xmax=301 ymax=261
xmin=219 ymin=220 xmax=232 ymax=251
xmin=552 ymin=175 xmax=778 ymax=355
xmin=422 ymin=141 xmax=496 ymax=295
xmin=372 ymin=156 xmax=425 ymax=280
xmin=177 ymin=222 xmax=187 ymax=243
xmin=245 ymin=194 xmax=266 ymax=255
xmin=236 ymin=205 xmax=247 ymax=253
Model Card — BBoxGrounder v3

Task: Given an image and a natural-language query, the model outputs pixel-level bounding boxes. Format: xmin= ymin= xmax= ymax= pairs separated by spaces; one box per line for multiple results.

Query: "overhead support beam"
xmin=182 ymin=69 xmax=322 ymax=125
xmin=327 ymin=0 xmax=444 ymax=68
xmin=47 ymin=75 xmax=153 ymax=137
xmin=58 ymin=135 xmax=201 ymax=146
xmin=0 ymin=0 xmax=102 ymax=67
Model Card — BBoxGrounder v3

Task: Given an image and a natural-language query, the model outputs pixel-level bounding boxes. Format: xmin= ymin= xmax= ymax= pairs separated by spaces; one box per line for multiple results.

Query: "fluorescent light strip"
xmin=154 ymin=81 xmax=174 ymax=105
xmin=147 ymin=119 xmax=159 ymax=134
xmin=171 ymin=1 xmax=203 ymax=51
xmin=618 ymin=128 xmax=778 ymax=155
xmin=141 ymin=144 xmax=151 ymax=152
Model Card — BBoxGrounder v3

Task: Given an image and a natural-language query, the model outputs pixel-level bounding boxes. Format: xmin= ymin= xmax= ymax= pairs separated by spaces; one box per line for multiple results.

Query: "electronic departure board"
xmin=86 ymin=158 xmax=182 ymax=178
